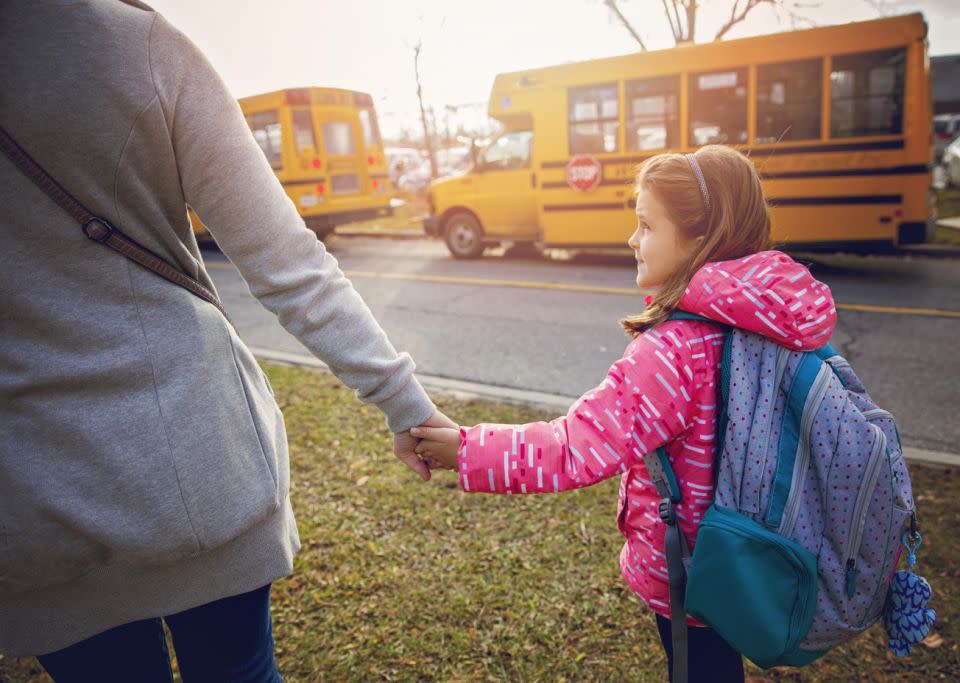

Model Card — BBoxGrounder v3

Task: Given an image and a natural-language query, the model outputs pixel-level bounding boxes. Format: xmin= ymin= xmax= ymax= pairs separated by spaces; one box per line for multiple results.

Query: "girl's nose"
xmin=627 ymin=227 xmax=640 ymax=249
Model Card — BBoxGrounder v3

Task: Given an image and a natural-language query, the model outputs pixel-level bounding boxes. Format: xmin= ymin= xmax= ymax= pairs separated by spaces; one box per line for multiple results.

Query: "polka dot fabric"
xmin=706 ymin=328 xmax=914 ymax=656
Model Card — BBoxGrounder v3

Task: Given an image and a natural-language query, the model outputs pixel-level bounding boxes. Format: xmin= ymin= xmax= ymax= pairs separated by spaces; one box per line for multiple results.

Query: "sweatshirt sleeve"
xmin=457 ymin=329 xmax=696 ymax=494
xmin=147 ymin=14 xmax=434 ymax=432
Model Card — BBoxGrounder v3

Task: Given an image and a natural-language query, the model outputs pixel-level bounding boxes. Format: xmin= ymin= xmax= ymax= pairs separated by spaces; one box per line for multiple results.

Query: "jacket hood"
xmin=679 ymin=250 xmax=837 ymax=350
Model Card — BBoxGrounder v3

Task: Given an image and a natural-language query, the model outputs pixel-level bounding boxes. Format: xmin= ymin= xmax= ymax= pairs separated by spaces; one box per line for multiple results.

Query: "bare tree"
xmin=604 ymin=0 xmax=647 ymax=49
xmin=605 ymin=0 xmax=817 ymax=47
xmin=413 ymin=41 xmax=438 ymax=179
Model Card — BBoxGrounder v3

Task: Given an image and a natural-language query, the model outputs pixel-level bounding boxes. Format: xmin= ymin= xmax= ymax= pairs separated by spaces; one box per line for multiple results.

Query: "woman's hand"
xmin=411 ymin=425 xmax=461 ymax=471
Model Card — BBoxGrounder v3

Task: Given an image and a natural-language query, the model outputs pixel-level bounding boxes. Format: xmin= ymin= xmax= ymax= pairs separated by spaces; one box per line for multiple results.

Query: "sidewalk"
xmin=250 ymin=346 xmax=960 ymax=469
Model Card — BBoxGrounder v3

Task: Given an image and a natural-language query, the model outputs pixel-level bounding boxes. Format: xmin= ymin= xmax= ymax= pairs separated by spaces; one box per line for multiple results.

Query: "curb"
xmin=333 ymin=228 xmax=427 ymax=240
xmin=249 ymin=346 xmax=960 ymax=470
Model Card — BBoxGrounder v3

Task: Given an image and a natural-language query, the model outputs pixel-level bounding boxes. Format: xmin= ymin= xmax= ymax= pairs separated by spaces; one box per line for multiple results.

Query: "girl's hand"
xmin=411 ymin=425 xmax=460 ymax=471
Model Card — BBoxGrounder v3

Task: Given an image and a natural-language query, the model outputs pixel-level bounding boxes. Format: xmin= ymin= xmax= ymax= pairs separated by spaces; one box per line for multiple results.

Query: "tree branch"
xmin=661 ymin=0 xmax=681 ymax=43
xmin=605 ymin=0 xmax=647 ymax=50
xmin=714 ymin=0 xmax=773 ymax=41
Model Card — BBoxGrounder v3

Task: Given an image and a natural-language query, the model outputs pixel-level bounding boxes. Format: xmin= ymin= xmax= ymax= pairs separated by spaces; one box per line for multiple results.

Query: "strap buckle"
xmin=82 ymin=217 xmax=116 ymax=243
xmin=658 ymin=498 xmax=677 ymax=525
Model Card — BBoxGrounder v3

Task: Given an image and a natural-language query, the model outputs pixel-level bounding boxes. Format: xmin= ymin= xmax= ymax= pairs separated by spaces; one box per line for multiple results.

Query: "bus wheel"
xmin=444 ymin=212 xmax=484 ymax=259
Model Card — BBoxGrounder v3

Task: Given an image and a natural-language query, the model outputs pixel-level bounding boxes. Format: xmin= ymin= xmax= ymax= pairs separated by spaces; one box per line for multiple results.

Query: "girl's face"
xmin=628 ymin=187 xmax=701 ymax=289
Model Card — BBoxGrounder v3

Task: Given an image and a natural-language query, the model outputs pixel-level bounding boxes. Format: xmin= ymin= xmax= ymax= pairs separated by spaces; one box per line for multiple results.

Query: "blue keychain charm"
xmin=883 ymin=519 xmax=937 ymax=656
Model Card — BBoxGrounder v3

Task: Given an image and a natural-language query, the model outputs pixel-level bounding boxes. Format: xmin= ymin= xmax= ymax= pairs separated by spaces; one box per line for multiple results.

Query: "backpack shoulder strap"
xmin=643 ymin=446 xmax=692 ymax=683
xmin=666 ymin=311 xmax=718 ymax=324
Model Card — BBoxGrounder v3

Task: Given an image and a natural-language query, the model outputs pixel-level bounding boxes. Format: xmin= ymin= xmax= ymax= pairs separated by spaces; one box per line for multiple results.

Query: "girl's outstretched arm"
xmin=421 ymin=328 xmax=701 ymax=494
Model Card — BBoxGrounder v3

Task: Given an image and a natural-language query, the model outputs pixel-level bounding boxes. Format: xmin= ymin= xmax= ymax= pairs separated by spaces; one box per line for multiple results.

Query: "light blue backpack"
xmin=644 ymin=312 xmax=926 ymax=682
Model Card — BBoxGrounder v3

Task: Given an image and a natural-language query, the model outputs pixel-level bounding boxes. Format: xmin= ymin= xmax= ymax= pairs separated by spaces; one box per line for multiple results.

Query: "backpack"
xmin=643 ymin=311 xmax=921 ymax=682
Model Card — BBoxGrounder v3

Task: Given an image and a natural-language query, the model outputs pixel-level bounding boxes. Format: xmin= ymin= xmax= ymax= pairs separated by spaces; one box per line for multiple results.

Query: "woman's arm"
xmin=148 ymin=14 xmax=434 ymax=433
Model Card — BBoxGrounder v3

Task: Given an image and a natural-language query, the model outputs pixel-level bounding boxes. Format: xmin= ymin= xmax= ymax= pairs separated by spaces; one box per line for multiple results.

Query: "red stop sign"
xmin=565 ymin=155 xmax=602 ymax=192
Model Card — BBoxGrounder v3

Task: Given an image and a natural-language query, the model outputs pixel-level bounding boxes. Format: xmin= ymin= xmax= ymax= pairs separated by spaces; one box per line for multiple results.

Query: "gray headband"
xmin=684 ymin=153 xmax=711 ymax=211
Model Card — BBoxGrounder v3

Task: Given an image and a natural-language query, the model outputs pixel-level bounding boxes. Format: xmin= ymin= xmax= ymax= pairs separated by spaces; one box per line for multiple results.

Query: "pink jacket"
xmin=457 ymin=251 xmax=838 ymax=624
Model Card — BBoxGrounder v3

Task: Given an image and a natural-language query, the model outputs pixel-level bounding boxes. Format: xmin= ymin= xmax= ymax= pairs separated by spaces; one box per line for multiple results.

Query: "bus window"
xmin=626 ymin=75 xmax=679 ymax=151
xmin=756 ymin=59 xmax=822 ymax=143
xmin=291 ymin=109 xmax=317 ymax=155
xmin=689 ymin=68 xmax=748 ymax=146
xmin=322 ymin=121 xmax=356 ymax=155
xmin=479 ymin=131 xmax=533 ymax=170
xmin=568 ymin=84 xmax=619 ymax=155
xmin=249 ymin=111 xmax=283 ymax=168
xmin=830 ymin=48 xmax=905 ymax=138
xmin=359 ymin=109 xmax=381 ymax=148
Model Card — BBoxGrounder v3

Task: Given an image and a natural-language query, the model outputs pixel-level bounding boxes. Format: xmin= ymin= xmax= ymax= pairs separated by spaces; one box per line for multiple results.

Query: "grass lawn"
xmin=936 ymin=189 xmax=960 ymax=245
xmin=2 ymin=363 xmax=956 ymax=682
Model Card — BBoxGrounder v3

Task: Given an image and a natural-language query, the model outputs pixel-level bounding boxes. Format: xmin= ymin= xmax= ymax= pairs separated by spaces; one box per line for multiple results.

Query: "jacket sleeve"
xmin=457 ymin=329 xmax=697 ymax=494
xmin=148 ymin=14 xmax=434 ymax=432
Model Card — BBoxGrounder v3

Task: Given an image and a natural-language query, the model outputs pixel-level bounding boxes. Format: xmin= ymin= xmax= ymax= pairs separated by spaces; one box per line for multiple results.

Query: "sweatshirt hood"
xmin=678 ymin=250 xmax=837 ymax=350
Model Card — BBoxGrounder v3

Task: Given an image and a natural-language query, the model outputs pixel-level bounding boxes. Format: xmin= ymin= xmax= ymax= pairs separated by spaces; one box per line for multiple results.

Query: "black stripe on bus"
xmin=540 ymin=139 xmax=907 ymax=169
xmin=762 ymin=165 xmax=927 ymax=180
xmin=768 ymin=194 xmax=902 ymax=206
xmin=281 ymin=177 xmax=327 ymax=186
xmin=543 ymin=202 xmax=625 ymax=212
xmin=542 ymin=164 xmax=927 ymax=189
xmin=541 ymin=178 xmax=634 ymax=189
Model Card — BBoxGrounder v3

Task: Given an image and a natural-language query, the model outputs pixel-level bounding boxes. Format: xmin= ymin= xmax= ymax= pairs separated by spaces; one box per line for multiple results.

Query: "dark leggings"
xmin=656 ymin=614 xmax=745 ymax=683
xmin=37 ymin=584 xmax=280 ymax=683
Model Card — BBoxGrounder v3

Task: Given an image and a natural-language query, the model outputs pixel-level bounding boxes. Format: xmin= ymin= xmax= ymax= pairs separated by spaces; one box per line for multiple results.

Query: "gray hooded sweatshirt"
xmin=0 ymin=0 xmax=435 ymax=655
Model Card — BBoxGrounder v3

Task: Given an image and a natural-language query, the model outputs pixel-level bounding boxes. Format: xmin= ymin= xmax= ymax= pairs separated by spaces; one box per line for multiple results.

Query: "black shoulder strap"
xmin=0 ymin=125 xmax=232 ymax=326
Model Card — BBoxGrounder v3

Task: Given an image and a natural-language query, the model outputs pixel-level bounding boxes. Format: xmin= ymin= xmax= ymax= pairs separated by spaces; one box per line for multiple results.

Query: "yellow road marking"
xmin=344 ymin=270 xmax=651 ymax=296
xmin=204 ymin=261 xmax=960 ymax=319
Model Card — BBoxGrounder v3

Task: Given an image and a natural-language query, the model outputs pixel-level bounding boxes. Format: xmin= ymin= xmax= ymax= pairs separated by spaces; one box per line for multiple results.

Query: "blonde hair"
xmin=620 ymin=145 xmax=771 ymax=337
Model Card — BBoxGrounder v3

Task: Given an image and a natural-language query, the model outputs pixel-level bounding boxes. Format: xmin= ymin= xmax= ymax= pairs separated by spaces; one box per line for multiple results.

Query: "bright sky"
xmin=148 ymin=0 xmax=959 ymax=138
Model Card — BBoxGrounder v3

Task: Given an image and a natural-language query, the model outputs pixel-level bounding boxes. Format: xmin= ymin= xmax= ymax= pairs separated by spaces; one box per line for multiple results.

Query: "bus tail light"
xmin=316 ymin=184 xmax=325 ymax=194
xmin=285 ymin=89 xmax=310 ymax=105
xmin=313 ymin=158 xmax=322 ymax=169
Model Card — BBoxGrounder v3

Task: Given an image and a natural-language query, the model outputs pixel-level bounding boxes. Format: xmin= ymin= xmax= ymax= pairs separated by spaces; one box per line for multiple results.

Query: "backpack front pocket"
xmin=685 ymin=504 xmax=822 ymax=669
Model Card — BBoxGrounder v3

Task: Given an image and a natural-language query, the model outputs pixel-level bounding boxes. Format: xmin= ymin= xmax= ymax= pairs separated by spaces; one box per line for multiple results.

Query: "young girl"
xmin=412 ymin=145 xmax=837 ymax=683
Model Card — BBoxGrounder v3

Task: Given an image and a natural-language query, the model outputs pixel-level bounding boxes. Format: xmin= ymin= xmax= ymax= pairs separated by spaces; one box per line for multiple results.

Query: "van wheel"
xmin=444 ymin=212 xmax=485 ymax=259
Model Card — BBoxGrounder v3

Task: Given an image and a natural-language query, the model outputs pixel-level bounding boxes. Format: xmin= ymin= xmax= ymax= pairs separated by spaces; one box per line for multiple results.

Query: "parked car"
xmin=941 ymin=134 xmax=960 ymax=187
xmin=934 ymin=114 xmax=960 ymax=161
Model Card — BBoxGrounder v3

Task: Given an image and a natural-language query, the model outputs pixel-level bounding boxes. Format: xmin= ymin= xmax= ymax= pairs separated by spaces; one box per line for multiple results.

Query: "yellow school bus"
xmin=192 ymin=87 xmax=392 ymax=242
xmin=424 ymin=13 xmax=933 ymax=258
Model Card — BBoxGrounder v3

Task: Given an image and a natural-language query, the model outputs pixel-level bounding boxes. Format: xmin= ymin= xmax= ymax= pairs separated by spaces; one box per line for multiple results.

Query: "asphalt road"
xmin=203 ymin=236 xmax=960 ymax=456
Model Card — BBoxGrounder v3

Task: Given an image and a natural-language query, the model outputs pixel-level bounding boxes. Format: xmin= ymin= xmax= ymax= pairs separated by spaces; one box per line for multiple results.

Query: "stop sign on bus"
xmin=565 ymin=155 xmax=602 ymax=192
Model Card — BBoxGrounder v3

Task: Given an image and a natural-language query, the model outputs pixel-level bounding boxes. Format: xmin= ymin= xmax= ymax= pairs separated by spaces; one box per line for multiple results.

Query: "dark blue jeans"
xmin=656 ymin=614 xmax=744 ymax=683
xmin=37 ymin=583 xmax=281 ymax=683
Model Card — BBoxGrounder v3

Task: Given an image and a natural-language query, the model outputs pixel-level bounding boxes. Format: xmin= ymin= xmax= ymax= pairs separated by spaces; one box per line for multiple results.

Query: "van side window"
xmin=323 ymin=121 xmax=356 ymax=156
xmin=291 ymin=109 xmax=317 ymax=155
xmin=756 ymin=59 xmax=822 ymax=143
xmin=568 ymin=84 xmax=619 ymax=155
xmin=626 ymin=75 xmax=679 ymax=151
xmin=830 ymin=48 xmax=905 ymax=138
xmin=689 ymin=68 xmax=748 ymax=146
xmin=480 ymin=131 xmax=533 ymax=170
xmin=248 ymin=111 xmax=283 ymax=169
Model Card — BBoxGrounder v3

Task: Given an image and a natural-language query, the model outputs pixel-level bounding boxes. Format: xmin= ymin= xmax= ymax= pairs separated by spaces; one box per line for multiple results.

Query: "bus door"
xmin=355 ymin=94 xmax=390 ymax=198
xmin=287 ymin=105 xmax=326 ymax=212
xmin=469 ymin=130 xmax=538 ymax=238
xmin=316 ymin=110 xmax=363 ymax=201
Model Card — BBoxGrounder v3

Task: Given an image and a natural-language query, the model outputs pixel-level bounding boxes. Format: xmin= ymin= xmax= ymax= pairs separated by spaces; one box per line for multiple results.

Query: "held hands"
xmin=411 ymin=425 xmax=460 ymax=471
xmin=393 ymin=410 xmax=458 ymax=481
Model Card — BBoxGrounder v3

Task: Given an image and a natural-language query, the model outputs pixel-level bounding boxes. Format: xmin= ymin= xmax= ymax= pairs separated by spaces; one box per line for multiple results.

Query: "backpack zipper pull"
xmin=846 ymin=558 xmax=858 ymax=598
